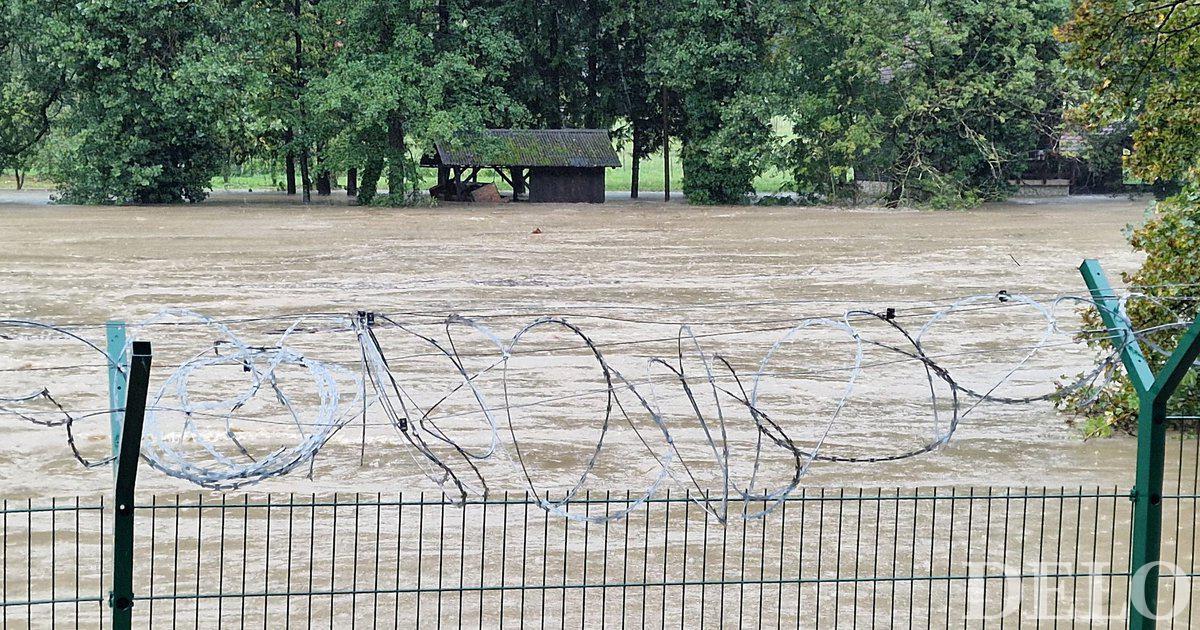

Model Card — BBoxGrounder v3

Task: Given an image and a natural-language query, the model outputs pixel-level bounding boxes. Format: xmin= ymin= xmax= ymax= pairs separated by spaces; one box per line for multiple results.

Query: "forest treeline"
xmin=0 ymin=0 xmax=1182 ymax=206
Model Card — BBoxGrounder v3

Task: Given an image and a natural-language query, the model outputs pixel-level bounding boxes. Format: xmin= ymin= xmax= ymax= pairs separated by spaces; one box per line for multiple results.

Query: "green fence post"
xmin=1080 ymin=259 xmax=1200 ymax=628
xmin=1138 ymin=316 xmax=1200 ymax=624
xmin=1079 ymin=261 xmax=1155 ymax=394
xmin=106 ymin=321 xmax=128 ymax=471
xmin=110 ymin=341 xmax=152 ymax=630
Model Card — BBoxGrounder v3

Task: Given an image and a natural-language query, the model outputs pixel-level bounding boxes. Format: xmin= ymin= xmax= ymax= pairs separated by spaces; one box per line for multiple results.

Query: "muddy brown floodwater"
xmin=0 ymin=191 xmax=1153 ymax=499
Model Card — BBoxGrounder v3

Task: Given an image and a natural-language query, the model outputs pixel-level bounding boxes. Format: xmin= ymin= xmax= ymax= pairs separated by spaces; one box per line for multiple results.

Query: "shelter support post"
xmin=513 ymin=167 xmax=526 ymax=200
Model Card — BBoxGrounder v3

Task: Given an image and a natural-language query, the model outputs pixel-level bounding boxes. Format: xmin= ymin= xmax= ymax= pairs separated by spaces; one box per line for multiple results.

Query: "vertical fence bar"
xmin=1080 ymin=259 xmax=1200 ymax=629
xmin=105 ymin=321 xmax=128 ymax=468
xmin=110 ymin=341 xmax=152 ymax=630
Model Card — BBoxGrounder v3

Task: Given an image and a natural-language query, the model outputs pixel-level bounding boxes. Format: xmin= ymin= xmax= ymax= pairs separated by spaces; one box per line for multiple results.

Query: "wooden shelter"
xmin=422 ymin=129 xmax=621 ymax=203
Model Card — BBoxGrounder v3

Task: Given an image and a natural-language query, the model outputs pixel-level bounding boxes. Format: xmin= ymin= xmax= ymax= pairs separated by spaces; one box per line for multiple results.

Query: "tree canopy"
xmin=0 ymin=0 xmax=70 ymax=187
xmin=0 ymin=0 xmax=1144 ymax=205
xmin=776 ymin=0 xmax=1070 ymax=207
xmin=1056 ymin=0 xmax=1200 ymax=435
xmin=1059 ymin=0 xmax=1200 ymax=183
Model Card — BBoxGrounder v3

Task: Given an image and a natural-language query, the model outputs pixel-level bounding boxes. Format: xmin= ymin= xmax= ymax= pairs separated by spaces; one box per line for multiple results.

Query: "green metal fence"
xmin=1 ymin=484 xmax=1195 ymax=628
xmin=1 ymin=260 xmax=1198 ymax=628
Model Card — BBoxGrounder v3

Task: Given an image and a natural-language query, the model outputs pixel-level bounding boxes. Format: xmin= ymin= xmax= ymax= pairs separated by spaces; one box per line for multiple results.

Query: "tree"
xmin=494 ymin=1 xmax=604 ymax=128
xmin=1056 ymin=0 xmax=1200 ymax=434
xmin=222 ymin=0 xmax=301 ymax=196
xmin=0 ymin=0 xmax=70 ymax=188
xmin=1059 ymin=0 xmax=1200 ymax=185
xmin=309 ymin=0 xmax=521 ymax=205
xmin=652 ymin=0 xmax=774 ymax=205
xmin=234 ymin=0 xmax=335 ymax=201
xmin=775 ymin=0 xmax=1070 ymax=207
xmin=603 ymin=0 xmax=678 ymax=198
xmin=46 ymin=0 xmax=255 ymax=204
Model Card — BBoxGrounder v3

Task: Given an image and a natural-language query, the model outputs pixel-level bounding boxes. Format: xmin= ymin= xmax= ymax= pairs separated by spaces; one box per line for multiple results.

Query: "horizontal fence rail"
xmin=2 ymin=485 xmax=1197 ymax=628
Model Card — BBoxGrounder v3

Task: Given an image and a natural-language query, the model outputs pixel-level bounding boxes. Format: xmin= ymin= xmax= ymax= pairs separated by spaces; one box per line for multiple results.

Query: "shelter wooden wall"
xmin=529 ymin=167 xmax=605 ymax=203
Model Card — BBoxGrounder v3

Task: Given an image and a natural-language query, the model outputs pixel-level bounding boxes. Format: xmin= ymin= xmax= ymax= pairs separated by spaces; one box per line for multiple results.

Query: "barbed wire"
xmin=0 ymin=289 xmax=1196 ymax=524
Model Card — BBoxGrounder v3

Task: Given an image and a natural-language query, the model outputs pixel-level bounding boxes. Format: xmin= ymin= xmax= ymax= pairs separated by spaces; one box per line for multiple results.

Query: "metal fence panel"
xmin=7 ymin=485 xmax=1196 ymax=628
xmin=0 ymin=497 xmax=108 ymax=629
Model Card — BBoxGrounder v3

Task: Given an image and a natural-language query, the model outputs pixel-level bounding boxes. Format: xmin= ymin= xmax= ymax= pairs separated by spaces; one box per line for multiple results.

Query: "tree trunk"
xmin=284 ymin=130 xmax=297 ymax=195
xmin=14 ymin=167 xmax=24 ymax=191
xmin=662 ymin=91 xmax=671 ymax=202
xmin=585 ymin=5 xmax=599 ymax=127
xmin=358 ymin=157 xmax=383 ymax=205
xmin=316 ymin=170 xmax=332 ymax=196
xmin=548 ymin=11 xmax=563 ymax=128
xmin=630 ymin=125 xmax=641 ymax=199
xmin=512 ymin=167 xmax=525 ymax=200
xmin=631 ymin=156 xmax=640 ymax=199
xmin=386 ymin=111 xmax=406 ymax=202
xmin=346 ymin=168 xmax=358 ymax=197
xmin=299 ymin=148 xmax=312 ymax=203
xmin=886 ymin=181 xmax=903 ymax=208
xmin=291 ymin=0 xmax=305 ymax=201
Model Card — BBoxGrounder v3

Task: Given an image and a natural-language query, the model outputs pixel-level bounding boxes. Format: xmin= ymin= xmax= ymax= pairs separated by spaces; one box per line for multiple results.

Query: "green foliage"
xmin=494 ymin=0 xmax=619 ymax=129
xmin=601 ymin=0 xmax=673 ymax=174
xmin=1057 ymin=190 xmax=1200 ymax=435
xmin=775 ymin=0 xmax=1069 ymax=208
xmin=46 ymin=0 xmax=254 ymax=204
xmin=291 ymin=0 xmax=522 ymax=205
xmin=1054 ymin=0 xmax=1200 ymax=433
xmin=3 ymin=0 xmax=1174 ymax=208
xmin=653 ymin=0 xmax=774 ymax=204
xmin=1058 ymin=0 xmax=1200 ymax=184
xmin=1064 ymin=122 xmax=1130 ymax=192
xmin=0 ymin=0 xmax=70 ymax=178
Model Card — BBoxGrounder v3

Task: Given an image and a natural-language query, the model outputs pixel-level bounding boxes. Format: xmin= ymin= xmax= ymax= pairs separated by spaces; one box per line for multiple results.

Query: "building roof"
xmin=432 ymin=129 xmax=621 ymax=168
xmin=1058 ymin=123 xmax=1124 ymax=156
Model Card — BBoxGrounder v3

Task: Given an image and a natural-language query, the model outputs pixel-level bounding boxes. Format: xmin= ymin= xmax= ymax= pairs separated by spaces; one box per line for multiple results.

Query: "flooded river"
xmin=0 ymin=191 xmax=1153 ymax=498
